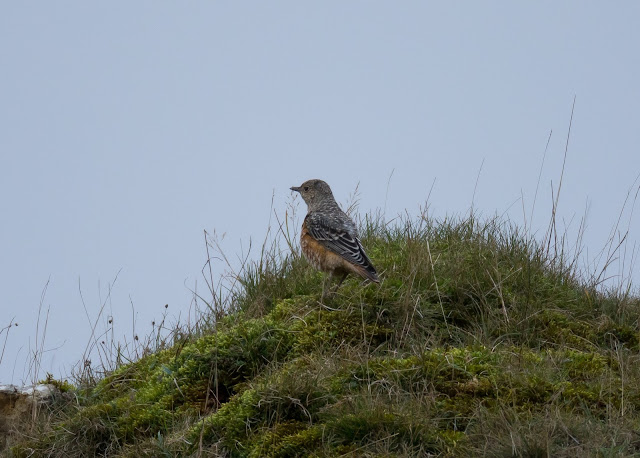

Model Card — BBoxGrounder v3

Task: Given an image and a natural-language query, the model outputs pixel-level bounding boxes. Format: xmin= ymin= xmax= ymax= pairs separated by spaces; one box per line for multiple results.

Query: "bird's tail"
xmin=355 ymin=264 xmax=380 ymax=284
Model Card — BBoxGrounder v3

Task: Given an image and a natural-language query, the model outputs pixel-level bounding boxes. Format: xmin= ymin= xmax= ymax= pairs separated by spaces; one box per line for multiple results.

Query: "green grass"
xmin=7 ymin=212 xmax=640 ymax=457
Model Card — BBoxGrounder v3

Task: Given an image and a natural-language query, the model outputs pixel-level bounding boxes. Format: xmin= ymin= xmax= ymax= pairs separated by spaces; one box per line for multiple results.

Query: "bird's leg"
xmin=321 ymin=272 xmax=333 ymax=301
xmin=330 ymin=272 xmax=348 ymax=296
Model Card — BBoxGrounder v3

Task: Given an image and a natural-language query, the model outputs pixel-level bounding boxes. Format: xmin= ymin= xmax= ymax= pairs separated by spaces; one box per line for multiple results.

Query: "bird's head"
xmin=290 ymin=179 xmax=336 ymax=210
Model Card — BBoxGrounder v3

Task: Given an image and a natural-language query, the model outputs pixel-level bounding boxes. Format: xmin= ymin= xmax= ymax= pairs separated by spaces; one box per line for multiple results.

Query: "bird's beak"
xmin=290 ymin=186 xmax=301 ymax=193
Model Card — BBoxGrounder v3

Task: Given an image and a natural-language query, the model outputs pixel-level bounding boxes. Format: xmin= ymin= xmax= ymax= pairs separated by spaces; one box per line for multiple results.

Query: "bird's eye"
xmin=304 ymin=186 xmax=309 ymax=191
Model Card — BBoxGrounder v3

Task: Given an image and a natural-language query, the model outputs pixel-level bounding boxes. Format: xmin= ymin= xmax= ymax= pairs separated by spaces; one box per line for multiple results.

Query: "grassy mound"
xmin=8 ymin=214 xmax=640 ymax=457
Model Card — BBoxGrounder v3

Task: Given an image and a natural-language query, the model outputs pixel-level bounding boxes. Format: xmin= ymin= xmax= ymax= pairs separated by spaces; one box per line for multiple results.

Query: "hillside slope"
xmin=8 ymin=215 xmax=640 ymax=457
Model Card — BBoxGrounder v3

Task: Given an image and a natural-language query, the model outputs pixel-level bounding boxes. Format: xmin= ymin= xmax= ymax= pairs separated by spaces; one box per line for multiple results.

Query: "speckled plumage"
xmin=291 ymin=179 xmax=379 ymax=298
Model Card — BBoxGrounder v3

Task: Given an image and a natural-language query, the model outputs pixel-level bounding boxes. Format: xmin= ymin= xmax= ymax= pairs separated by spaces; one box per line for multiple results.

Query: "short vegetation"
xmin=6 ymin=210 xmax=640 ymax=457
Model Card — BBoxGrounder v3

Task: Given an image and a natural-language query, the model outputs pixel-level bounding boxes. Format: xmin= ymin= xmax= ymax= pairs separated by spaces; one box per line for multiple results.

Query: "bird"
xmin=290 ymin=179 xmax=379 ymax=300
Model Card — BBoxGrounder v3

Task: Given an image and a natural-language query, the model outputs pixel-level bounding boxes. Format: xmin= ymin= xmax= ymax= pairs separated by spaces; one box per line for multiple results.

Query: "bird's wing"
xmin=305 ymin=212 xmax=378 ymax=280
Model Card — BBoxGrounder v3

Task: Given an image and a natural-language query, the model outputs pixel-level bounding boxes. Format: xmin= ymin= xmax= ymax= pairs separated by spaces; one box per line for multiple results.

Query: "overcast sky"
xmin=1 ymin=2 xmax=639 ymax=383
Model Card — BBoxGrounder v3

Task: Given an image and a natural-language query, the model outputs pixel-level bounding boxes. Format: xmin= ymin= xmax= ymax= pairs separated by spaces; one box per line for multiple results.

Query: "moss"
xmin=8 ymin=213 xmax=640 ymax=457
xmin=597 ymin=320 xmax=639 ymax=349
xmin=39 ymin=373 xmax=75 ymax=393
xmin=323 ymin=408 xmax=442 ymax=455
xmin=292 ymin=306 xmax=393 ymax=355
xmin=247 ymin=421 xmax=322 ymax=458
xmin=437 ymin=429 xmax=467 ymax=454
xmin=530 ymin=309 xmax=600 ymax=350
xmin=188 ymin=389 xmax=261 ymax=454
xmin=555 ymin=349 xmax=609 ymax=379
xmin=329 ymin=347 xmax=498 ymax=402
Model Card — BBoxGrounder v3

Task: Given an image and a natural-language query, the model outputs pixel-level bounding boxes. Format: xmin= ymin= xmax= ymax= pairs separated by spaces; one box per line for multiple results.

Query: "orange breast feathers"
xmin=300 ymin=221 xmax=372 ymax=280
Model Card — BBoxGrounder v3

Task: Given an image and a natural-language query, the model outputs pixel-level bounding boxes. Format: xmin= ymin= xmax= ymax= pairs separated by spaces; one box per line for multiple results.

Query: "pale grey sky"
xmin=1 ymin=2 xmax=639 ymax=383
